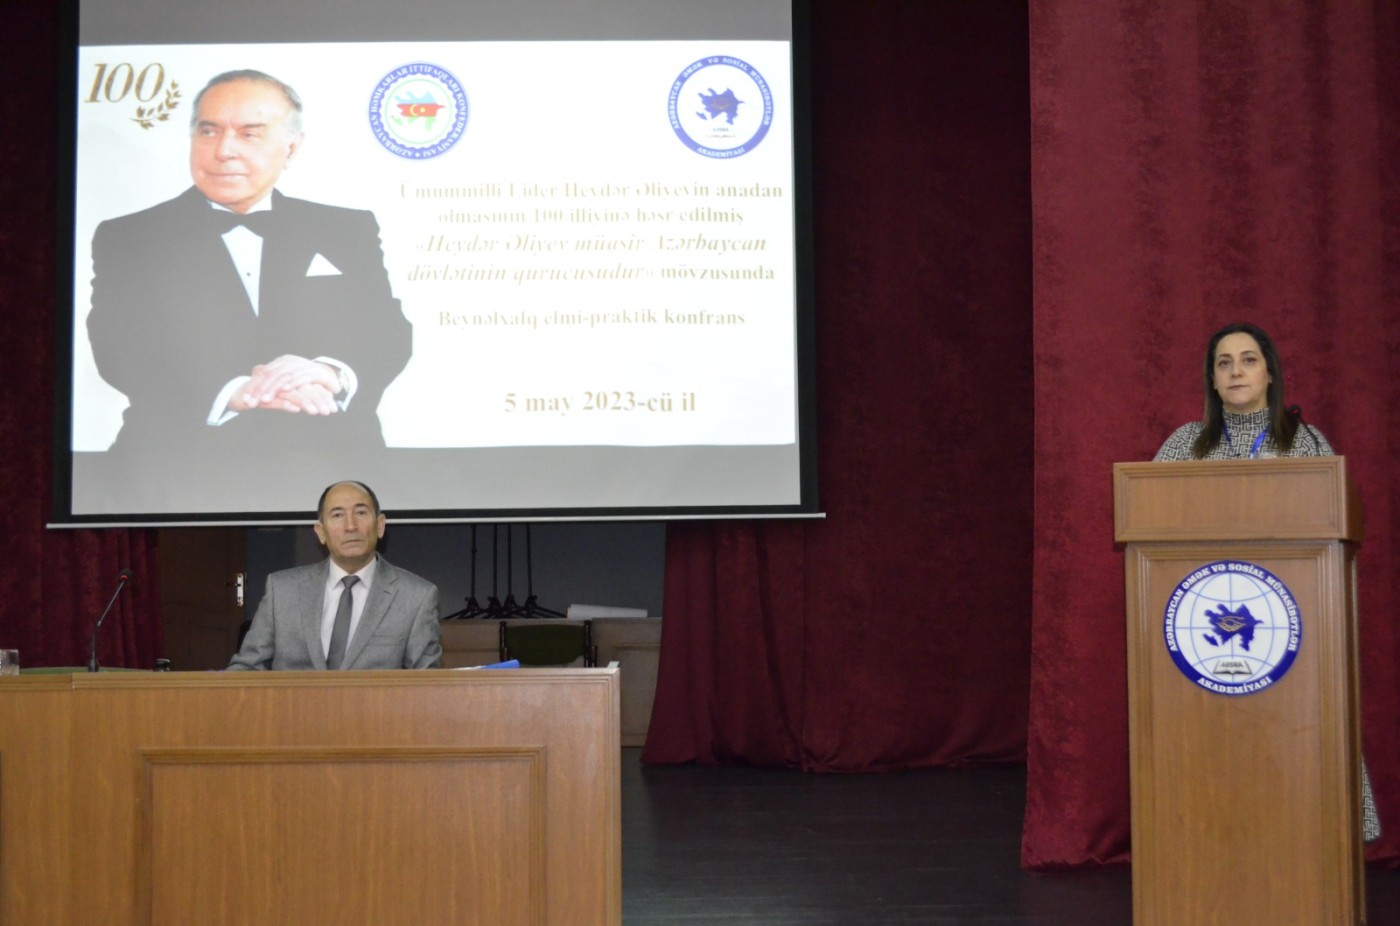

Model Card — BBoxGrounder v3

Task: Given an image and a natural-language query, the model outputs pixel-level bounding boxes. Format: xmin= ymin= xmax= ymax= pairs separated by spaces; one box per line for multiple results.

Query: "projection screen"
xmin=53 ymin=0 xmax=817 ymax=524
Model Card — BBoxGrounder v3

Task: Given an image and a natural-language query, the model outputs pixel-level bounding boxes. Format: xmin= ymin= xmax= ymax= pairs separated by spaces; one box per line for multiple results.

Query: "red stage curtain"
xmin=1 ymin=1 xmax=163 ymax=670
xmin=1023 ymin=1 xmax=1400 ymax=867
xmin=643 ymin=1 xmax=1035 ymax=771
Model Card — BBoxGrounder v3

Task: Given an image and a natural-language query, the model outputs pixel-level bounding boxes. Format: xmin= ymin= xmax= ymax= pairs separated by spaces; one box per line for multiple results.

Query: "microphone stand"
xmin=499 ymin=524 xmax=523 ymax=616
xmin=521 ymin=526 xmax=564 ymax=618
xmin=499 ymin=524 xmax=564 ymax=619
xmin=89 ymin=570 xmax=133 ymax=672
xmin=444 ymin=525 xmax=491 ymax=619
xmin=444 ymin=524 xmax=564 ymax=621
xmin=485 ymin=524 xmax=503 ymax=618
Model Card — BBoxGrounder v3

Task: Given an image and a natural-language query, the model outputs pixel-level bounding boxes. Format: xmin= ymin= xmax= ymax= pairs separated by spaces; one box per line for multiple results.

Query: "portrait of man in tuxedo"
xmin=86 ymin=69 xmax=411 ymax=461
xmin=228 ymin=480 xmax=441 ymax=671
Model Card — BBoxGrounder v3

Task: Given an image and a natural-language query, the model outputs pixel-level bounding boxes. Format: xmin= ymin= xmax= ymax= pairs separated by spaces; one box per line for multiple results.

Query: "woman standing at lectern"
xmin=1152 ymin=321 xmax=1379 ymax=843
xmin=1153 ymin=321 xmax=1333 ymax=461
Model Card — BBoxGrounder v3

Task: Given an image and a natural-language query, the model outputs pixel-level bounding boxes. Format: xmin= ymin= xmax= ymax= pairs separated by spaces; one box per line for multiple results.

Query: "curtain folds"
xmin=1024 ymin=0 xmax=1400 ymax=868
xmin=643 ymin=0 xmax=1035 ymax=772
xmin=1 ymin=1 xmax=162 ymax=670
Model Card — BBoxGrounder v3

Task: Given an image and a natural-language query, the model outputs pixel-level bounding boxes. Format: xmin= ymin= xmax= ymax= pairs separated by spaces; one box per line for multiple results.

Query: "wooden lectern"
xmin=1114 ymin=457 xmax=1365 ymax=926
xmin=0 ymin=668 xmax=621 ymax=926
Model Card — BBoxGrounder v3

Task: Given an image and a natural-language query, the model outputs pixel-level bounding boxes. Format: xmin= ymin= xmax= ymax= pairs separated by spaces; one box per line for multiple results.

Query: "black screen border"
xmin=50 ymin=0 xmax=819 ymax=526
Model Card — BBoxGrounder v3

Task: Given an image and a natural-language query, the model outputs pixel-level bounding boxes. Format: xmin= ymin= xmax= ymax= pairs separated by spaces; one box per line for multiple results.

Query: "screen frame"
xmin=50 ymin=0 xmax=818 ymax=526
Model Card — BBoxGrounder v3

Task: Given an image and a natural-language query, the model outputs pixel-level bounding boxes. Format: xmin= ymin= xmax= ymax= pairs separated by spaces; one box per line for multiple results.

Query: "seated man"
xmin=228 ymin=481 xmax=441 ymax=670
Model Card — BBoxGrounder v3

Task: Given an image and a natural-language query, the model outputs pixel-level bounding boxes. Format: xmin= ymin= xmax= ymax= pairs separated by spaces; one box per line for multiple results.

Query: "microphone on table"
xmin=88 ymin=568 xmax=135 ymax=673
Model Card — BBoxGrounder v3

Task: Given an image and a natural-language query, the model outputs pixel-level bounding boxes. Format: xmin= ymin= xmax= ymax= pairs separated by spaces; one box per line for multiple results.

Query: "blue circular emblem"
xmin=1162 ymin=560 xmax=1301 ymax=696
xmin=667 ymin=56 xmax=774 ymax=159
xmin=369 ymin=63 xmax=469 ymax=159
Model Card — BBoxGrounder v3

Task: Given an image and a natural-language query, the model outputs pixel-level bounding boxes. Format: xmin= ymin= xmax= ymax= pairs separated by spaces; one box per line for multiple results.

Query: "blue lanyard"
xmin=1222 ymin=421 xmax=1269 ymax=458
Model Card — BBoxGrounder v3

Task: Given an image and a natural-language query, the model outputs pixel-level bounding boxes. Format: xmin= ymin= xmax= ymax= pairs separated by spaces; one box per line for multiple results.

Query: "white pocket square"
xmin=306 ymin=253 xmax=342 ymax=277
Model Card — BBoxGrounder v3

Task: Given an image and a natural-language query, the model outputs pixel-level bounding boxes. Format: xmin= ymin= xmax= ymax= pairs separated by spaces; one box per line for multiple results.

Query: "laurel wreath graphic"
xmin=132 ymin=81 xmax=181 ymax=130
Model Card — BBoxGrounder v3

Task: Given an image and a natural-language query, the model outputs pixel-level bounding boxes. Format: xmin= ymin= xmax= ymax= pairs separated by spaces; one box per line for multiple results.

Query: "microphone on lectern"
xmin=88 ymin=568 xmax=135 ymax=673
xmin=1287 ymin=404 xmax=1324 ymax=453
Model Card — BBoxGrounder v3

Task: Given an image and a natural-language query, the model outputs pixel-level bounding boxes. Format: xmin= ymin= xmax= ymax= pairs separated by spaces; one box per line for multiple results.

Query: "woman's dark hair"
xmin=1192 ymin=322 xmax=1298 ymax=458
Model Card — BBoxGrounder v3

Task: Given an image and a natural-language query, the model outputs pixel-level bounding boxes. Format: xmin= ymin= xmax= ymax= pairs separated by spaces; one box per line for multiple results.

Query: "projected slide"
xmin=58 ymin=2 xmax=814 ymax=521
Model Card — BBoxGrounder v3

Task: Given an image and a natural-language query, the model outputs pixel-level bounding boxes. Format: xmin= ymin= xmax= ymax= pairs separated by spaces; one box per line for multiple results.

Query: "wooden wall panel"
xmin=0 ymin=670 xmax=619 ymax=926
xmin=142 ymin=747 xmax=543 ymax=925
xmin=0 ymin=677 xmax=74 ymax=924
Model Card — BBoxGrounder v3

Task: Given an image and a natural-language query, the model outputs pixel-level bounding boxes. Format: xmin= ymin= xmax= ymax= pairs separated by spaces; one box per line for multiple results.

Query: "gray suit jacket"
xmin=227 ymin=556 xmax=441 ymax=670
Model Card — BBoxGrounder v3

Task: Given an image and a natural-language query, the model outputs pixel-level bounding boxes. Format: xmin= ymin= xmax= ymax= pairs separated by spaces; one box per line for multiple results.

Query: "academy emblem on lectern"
xmin=1162 ymin=560 xmax=1301 ymax=696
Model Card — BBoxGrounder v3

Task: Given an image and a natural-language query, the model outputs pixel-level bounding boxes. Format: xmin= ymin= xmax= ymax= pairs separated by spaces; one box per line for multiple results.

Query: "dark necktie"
xmin=326 ymin=575 xmax=359 ymax=670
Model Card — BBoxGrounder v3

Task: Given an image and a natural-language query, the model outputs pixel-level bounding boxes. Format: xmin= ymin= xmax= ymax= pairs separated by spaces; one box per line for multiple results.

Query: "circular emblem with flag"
xmin=667 ymin=56 xmax=774 ymax=159
xmin=1162 ymin=560 xmax=1302 ymax=696
xmin=369 ymin=63 xmax=469 ymax=159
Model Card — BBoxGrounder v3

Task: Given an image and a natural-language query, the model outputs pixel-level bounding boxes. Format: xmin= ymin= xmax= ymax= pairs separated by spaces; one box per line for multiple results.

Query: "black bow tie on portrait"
xmin=208 ymin=209 xmax=276 ymax=236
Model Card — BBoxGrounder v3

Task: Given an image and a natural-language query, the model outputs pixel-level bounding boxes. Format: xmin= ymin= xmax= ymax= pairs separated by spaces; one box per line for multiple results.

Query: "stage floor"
xmin=621 ymin=749 xmax=1398 ymax=925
